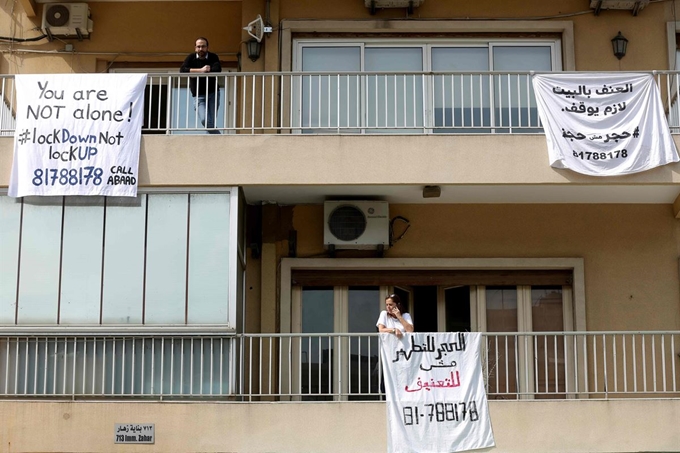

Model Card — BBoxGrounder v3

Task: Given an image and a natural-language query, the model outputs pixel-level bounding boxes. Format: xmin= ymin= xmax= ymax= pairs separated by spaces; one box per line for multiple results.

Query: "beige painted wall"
xmin=2 ymin=135 xmax=679 ymax=187
xmin=1 ymin=1 xmax=242 ymax=74
xmin=0 ymin=399 xmax=678 ymax=452
xmin=292 ymin=204 xmax=680 ymax=332
xmin=276 ymin=0 xmax=670 ymax=71
xmin=0 ymin=0 xmax=673 ymax=75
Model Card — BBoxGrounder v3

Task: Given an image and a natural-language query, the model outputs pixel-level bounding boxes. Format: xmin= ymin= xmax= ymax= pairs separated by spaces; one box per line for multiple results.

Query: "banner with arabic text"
xmin=9 ymin=73 xmax=147 ymax=197
xmin=380 ymin=332 xmax=495 ymax=453
xmin=532 ymin=73 xmax=678 ymax=176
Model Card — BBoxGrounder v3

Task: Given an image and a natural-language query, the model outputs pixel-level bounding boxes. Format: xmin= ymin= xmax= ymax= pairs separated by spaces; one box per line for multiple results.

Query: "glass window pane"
xmin=301 ymin=287 xmax=334 ymax=399
xmin=145 ymin=194 xmax=188 ymax=324
xmin=170 ymin=83 xmax=227 ymax=134
xmin=187 ymin=194 xmax=230 ymax=324
xmin=101 ymin=196 xmax=146 ymax=324
xmin=300 ymin=47 xmax=361 ymax=132
xmin=531 ymin=287 xmax=563 ymax=331
xmin=532 ymin=286 xmax=565 ymax=398
xmin=432 ymin=47 xmax=490 ymax=133
xmin=486 ymin=286 xmax=518 ymax=332
xmin=302 ymin=47 xmax=361 ymax=71
xmin=348 ymin=286 xmax=380 ymax=333
xmin=17 ymin=197 xmax=62 ymax=324
xmin=59 ymin=197 xmax=104 ymax=324
xmin=485 ymin=286 xmax=517 ymax=398
xmin=348 ymin=287 xmax=380 ymax=398
xmin=366 ymin=47 xmax=424 ymax=131
xmin=0 ymin=196 xmax=21 ymax=323
xmin=493 ymin=46 xmax=552 ymax=131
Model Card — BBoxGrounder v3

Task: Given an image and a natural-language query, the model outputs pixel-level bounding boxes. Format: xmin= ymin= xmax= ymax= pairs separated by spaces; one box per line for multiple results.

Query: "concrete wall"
xmin=2 ymin=135 xmax=679 ymax=187
xmin=291 ymin=204 xmax=680 ymax=332
xmin=1 ymin=0 xmax=674 ymax=74
xmin=0 ymin=399 xmax=678 ymax=452
xmin=0 ymin=2 xmax=242 ymax=74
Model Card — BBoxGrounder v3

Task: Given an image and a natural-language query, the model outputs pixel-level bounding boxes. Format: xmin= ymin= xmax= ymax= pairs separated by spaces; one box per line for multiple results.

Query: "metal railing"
xmin=0 ymin=329 xmax=677 ymax=400
xmin=2 ymin=72 xmax=680 ymax=135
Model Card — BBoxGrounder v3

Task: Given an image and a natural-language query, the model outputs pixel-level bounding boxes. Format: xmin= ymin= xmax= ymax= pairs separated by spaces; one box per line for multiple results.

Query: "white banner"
xmin=9 ymin=73 xmax=147 ymax=197
xmin=532 ymin=73 xmax=679 ymax=176
xmin=380 ymin=332 xmax=495 ymax=453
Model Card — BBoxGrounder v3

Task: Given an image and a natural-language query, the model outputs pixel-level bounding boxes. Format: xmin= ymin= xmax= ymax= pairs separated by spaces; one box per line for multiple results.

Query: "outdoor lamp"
xmin=611 ymin=31 xmax=628 ymax=60
xmin=246 ymin=38 xmax=262 ymax=62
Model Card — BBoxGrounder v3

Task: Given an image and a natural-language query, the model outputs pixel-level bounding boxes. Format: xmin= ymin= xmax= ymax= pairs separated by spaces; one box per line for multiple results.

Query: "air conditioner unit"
xmin=364 ymin=0 xmax=424 ymax=14
xmin=589 ymin=0 xmax=649 ymax=15
xmin=42 ymin=3 xmax=93 ymax=39
xmin=324 ymin=201 xmax=390 ymax=250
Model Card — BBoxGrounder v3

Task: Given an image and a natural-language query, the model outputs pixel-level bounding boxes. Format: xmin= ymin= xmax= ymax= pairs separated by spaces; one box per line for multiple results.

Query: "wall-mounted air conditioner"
xmin=324 ymin=201 xmax=389 ymax=250
xmin=42 ymin=3 xmax=93 ymax=40
xmin=590 ymin=0 xmax=649 ymax=15
xmin=364 ymin=0 xmax=425 ymax=14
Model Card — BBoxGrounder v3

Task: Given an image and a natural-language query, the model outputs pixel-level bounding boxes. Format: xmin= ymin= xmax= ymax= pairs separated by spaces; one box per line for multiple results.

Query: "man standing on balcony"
xmin=180 ymin=37 xmax=222 ymax=134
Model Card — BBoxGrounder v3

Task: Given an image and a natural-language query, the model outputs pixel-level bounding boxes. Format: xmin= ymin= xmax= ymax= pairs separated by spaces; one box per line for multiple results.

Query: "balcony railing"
xmin=2 ymin=72 xmax=680 ymax=135
xmin=0 ymin=329 xmax=677 ymax=400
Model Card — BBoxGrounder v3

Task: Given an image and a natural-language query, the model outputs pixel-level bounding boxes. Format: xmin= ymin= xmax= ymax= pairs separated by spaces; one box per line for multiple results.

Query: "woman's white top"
xmin=376 ymin=311 xmax=413 ymax=332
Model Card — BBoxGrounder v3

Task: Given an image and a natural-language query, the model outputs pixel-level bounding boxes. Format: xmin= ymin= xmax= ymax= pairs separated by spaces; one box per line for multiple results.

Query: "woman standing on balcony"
xmin=377 ymin=294 xmax=414 ymax=339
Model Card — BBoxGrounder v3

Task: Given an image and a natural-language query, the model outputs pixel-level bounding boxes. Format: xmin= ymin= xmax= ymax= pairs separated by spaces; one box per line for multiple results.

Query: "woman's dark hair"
xmin=386 ymin=293 xmax=405 ymax=313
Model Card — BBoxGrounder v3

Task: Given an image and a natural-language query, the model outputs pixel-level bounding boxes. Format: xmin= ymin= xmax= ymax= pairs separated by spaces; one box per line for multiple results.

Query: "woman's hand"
xmin=394 ymin=328 xmax=403 ymax=339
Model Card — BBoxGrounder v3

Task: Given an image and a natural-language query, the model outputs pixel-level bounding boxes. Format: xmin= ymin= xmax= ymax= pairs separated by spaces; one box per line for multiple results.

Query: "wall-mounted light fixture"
xmin=611 ymin=31 xmax=628 ymax=60
xmin=246 ymin=38 xmax=262 ymax=62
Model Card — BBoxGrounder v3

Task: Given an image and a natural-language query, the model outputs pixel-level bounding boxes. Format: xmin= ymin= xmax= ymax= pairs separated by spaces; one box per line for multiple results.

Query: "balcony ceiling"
xmin=242 ymin=184 xmax=680 ymax=205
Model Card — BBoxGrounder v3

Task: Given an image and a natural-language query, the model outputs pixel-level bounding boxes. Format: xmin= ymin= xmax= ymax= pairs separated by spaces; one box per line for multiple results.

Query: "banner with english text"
xmin=380 ymin=332 xmax=495 ymax=453
xmin=9 ymin=73 xmax=147 ymax=197
xmin=532 ymin=73 xmax=678 ymax=176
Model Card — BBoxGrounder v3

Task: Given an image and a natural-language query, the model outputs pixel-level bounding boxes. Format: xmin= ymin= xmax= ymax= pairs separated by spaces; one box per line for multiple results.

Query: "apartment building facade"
xmin=1 ymin=0 xmax=680 ymax=451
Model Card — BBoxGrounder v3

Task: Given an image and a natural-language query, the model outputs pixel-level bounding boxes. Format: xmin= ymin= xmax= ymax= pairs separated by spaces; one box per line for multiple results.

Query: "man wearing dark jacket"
xmin=180 ymin=37 xmax=222 ymax=134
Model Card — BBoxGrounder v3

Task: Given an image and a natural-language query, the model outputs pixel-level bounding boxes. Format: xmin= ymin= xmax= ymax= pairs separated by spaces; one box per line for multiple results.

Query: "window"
xmin=293 ymin=286 xmax=385 ymax=400
xmin=110 ymin=69 xmax=233 ymax=134
xmin=294 ymin=39 xmax=560 ymax=133
xmin=283 ymin=259 xmax=585 ymax=400
xmin=0 ymin=190 xmax=243 ymax=397
xmin=0 ymin=191 xmax=240 ymax=326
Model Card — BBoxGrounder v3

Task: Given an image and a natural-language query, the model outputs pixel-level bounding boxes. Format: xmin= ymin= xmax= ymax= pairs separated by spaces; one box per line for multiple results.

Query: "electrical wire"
xmin=389 ymin=216 xmax=410 ymax=247
xmin=0 ymin=34 xmax=48 ymax=43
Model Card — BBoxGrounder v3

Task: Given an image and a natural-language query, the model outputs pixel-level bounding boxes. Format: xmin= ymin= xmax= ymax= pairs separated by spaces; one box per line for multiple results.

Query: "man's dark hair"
xmin=196 ymin=37 xmax=209 ymax=47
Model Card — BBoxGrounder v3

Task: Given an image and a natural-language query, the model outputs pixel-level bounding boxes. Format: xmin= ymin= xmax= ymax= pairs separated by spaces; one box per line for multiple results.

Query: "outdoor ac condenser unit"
xmin=364 ymin=0 xmax=425 ymax=14
xmin=589 ymin=0 xmax=649 ymax=15
xmin=324 ymin=201 xmax=390 ymax=250
xmin=42 ymin=3 xmax=93 ymax=39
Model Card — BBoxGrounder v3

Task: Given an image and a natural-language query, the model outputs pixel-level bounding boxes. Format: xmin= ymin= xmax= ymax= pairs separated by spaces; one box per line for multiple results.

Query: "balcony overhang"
xmin=1 ymin=134 xmax=679 ymax=205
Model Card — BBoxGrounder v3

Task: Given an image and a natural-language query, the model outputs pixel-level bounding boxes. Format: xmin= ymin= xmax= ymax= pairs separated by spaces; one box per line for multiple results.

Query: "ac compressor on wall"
xmin=324 ymin=201 xmax=389 ymax=251
xmin=41 ymin=3 xmax=93 ymax=40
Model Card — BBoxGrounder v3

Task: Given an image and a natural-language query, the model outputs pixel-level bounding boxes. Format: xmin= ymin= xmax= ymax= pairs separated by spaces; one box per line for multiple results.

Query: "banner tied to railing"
xmin=381 ymin=332 xmax=495 ymax=453
xmin=532 ymin=73 xmax=679 ymax=176
xmin=9 ymin=73 xmax=147 ymax=197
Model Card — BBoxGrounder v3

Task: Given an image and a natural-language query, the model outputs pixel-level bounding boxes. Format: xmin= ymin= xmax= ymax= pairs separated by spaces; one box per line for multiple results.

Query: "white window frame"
xmin=292 ymin=38 xmax=562 ymax=133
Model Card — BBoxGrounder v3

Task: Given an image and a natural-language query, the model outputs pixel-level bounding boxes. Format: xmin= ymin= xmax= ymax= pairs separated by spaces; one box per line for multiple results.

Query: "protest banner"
xmin=9 ymin=73 xmax=147 ymax=197
xmin=532 ymin=73 xmax=678 ymax=176
xmin=381 ymin=332 xmax=495 ymax=453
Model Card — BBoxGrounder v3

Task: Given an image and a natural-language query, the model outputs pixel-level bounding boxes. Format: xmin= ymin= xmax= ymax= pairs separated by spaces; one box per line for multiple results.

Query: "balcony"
xmin=1 ymin=329 xmax=677 ymax=400
xmin=2 ymin=71 xmax=680 ymax=135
